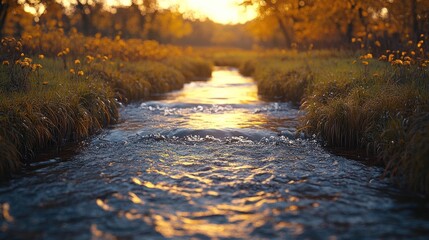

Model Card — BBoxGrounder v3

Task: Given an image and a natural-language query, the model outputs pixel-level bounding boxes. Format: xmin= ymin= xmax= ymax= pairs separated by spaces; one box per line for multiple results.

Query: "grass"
xmin=0 ymin=47 xmax=213 ymax=177
xmin=236 ymin=49 xmax=429 ymax=196
xmin=0 ymin=59 xmax=119 ymax=177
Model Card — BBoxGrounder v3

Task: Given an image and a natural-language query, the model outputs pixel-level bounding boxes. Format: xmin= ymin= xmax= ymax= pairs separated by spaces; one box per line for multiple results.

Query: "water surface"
xmin=1 ymin=67 xmax=428 ymax=239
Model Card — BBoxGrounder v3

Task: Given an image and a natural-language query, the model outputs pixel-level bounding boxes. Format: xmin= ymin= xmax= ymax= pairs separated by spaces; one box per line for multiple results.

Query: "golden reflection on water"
xmin=91 ymin=224 xmax=116 ymax=240
xmin=96 ymin=199 xmax=113 ymax=212
xmin=167 ymin=68 xmax=268 ymax=130
xmin=171 ymin=69 xmax=260 ymax=105
xmin=1 ymin=203 xmax=14 ymax=223
xmin=129 ymin=174 xmax=312 ymax=238
xmin=186 ymin=111 xmax=267 ymax=130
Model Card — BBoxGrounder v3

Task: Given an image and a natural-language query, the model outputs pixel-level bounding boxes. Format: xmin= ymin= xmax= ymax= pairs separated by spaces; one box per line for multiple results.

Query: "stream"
xmin=1 ymin=67 xmax=428 ymax=239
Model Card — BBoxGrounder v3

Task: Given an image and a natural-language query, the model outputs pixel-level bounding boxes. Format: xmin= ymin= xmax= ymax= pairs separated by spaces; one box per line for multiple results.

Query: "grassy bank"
xmin=235 ymin=49 xmax=429 ymax=195
xmin=0 ymin=36 xmax=212 ymax=177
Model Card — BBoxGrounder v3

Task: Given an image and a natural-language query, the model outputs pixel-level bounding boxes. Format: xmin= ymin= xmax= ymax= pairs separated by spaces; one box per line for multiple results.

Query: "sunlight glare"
xmin=174 ymin=0 xmax=257 ymax=24
xmin=108 ymin=0 xmax=257 ymax=24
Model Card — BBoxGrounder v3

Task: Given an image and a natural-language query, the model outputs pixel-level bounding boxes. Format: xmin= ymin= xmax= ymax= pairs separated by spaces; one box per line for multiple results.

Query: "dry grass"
xmin=240 ymin=49 xmax=429 ymax=195
xmin=0 ymin=34 xmax=213 ymax=177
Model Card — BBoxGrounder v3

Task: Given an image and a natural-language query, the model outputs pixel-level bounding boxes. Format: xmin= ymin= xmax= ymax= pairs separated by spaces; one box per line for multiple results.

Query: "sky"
xmin=107 ymin=0 xmax=257 ymax=24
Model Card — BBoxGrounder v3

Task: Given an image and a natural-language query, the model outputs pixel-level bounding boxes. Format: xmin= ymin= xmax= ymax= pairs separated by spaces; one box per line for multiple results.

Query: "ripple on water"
xmin=1 ymin=68 xmax=428 ymax=239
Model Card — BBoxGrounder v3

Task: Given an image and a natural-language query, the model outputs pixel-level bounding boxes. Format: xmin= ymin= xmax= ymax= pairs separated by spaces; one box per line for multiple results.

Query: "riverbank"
xmin=0 ymin=36 xmax=212 ymax=177
xmin=210 ymin=49 xmax=429 ymax=195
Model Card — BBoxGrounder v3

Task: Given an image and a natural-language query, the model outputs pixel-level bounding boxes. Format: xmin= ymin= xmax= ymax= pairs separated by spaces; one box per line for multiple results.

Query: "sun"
xmin=169 ymin=0 xmax=257 ymax=24
xmin=108 ymin=0 xmax=257 ymax=24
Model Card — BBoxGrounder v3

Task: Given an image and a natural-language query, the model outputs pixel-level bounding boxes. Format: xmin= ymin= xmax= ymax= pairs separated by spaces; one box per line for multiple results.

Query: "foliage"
xmin=243 ymin=0 xmax=429 ymax=49
xmin=1 ymin=1 xmax=254 ymax=49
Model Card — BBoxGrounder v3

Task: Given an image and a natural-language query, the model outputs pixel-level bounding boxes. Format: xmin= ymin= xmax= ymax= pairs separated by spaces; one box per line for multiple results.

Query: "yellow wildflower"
xmin=38 ymin=54 xmax=44 ymax=59
xmin=392 ymin=59 xmax=403 ymax=66
xmin=42 ymin=81 xmax=49 ymax=85
xmin=403 ymin=60 xmax=411 ymax=66
xmin=70 ymin=68 xmax=75 ymax=74
xmin=417 ymin=40 xmax=424 ymax=48
xmin=86 ymin=55 xmax=94 ymax=63
xmin=388 ymin=54 xmax=395 ymax=62
xmin=74 ymin=59 xmax=81 ymax=65
xmin=375 ymin=41 xmax=381 ymax=47
xmin=57 ymin=52 xmax=64 ymax=57
xmin=404 ymin=56 xmax=412 ymax=62
xmin=20 ymin=53 xmax=24 ymax=57
xmin=20 ymin=61 xmax=30 ymax=68
xmin=77 ymin=70 xmax=84 ymax=76
xmin=2 ymin=60 xmax=9 ymax=66
xmin=361 ymin=61 xmax=369 ymax=66
xmin=378 ymin=55 xmax=387 ymax=61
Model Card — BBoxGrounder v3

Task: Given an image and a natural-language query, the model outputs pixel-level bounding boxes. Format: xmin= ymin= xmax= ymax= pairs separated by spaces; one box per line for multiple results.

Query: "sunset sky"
xmin=107 ymin=0 xmax=257 ymax=24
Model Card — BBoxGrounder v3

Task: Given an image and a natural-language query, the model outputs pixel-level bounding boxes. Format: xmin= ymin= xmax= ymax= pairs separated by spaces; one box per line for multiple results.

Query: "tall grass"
xmin=0 ymin=60 xmax=118 ymax=177
xmin=0 ymin=34 xmax=213 ymax=177
xmin=241 ymin=49 xmax=429 ymax=195
xmin=163 ymin=57 xmax=212 ymax=81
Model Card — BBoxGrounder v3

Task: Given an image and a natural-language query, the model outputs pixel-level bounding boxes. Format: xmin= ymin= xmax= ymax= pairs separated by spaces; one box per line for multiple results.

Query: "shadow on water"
xmin=1 ymin=67 xmax=428 ymax=239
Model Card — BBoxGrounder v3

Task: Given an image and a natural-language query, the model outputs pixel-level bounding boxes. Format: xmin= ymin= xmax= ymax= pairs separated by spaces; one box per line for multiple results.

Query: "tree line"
xmin=1 ymin=0 xmax=428 ymax=50
xmin=243 ymin=0 xmax=429 ymax=50
xmin=0 ymin=0 xmax=253 ymax=48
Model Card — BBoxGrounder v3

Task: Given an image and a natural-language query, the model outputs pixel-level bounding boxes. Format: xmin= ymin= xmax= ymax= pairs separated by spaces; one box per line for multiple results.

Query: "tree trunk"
xmin=345 ymin=20 xmax=354 ymax=43
xmin=76 ymin=1 xmax=91 ymax=35
xmin=276 ymin=16 xmax=292 ymax=48
xmin=0 ymin=2 xmax=9 ymax=37
xmin=410 ymin=0 xmax=419 ymax=40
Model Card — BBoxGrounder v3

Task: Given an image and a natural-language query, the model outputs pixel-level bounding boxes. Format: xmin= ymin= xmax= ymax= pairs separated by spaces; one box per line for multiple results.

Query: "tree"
xmin=152 ymin=9 xmax=191 ymax=43
xmin=242 ymin=0 xmax=310 ymax=47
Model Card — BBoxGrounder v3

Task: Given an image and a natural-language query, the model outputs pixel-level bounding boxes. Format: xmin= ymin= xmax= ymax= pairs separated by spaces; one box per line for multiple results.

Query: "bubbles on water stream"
xmin=140 ymin=102 xmax=235 ymax=116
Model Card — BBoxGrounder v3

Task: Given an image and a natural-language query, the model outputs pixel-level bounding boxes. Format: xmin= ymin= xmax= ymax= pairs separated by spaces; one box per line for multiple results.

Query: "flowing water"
xmin=1 ymin=67 xmax=428 ymax=239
